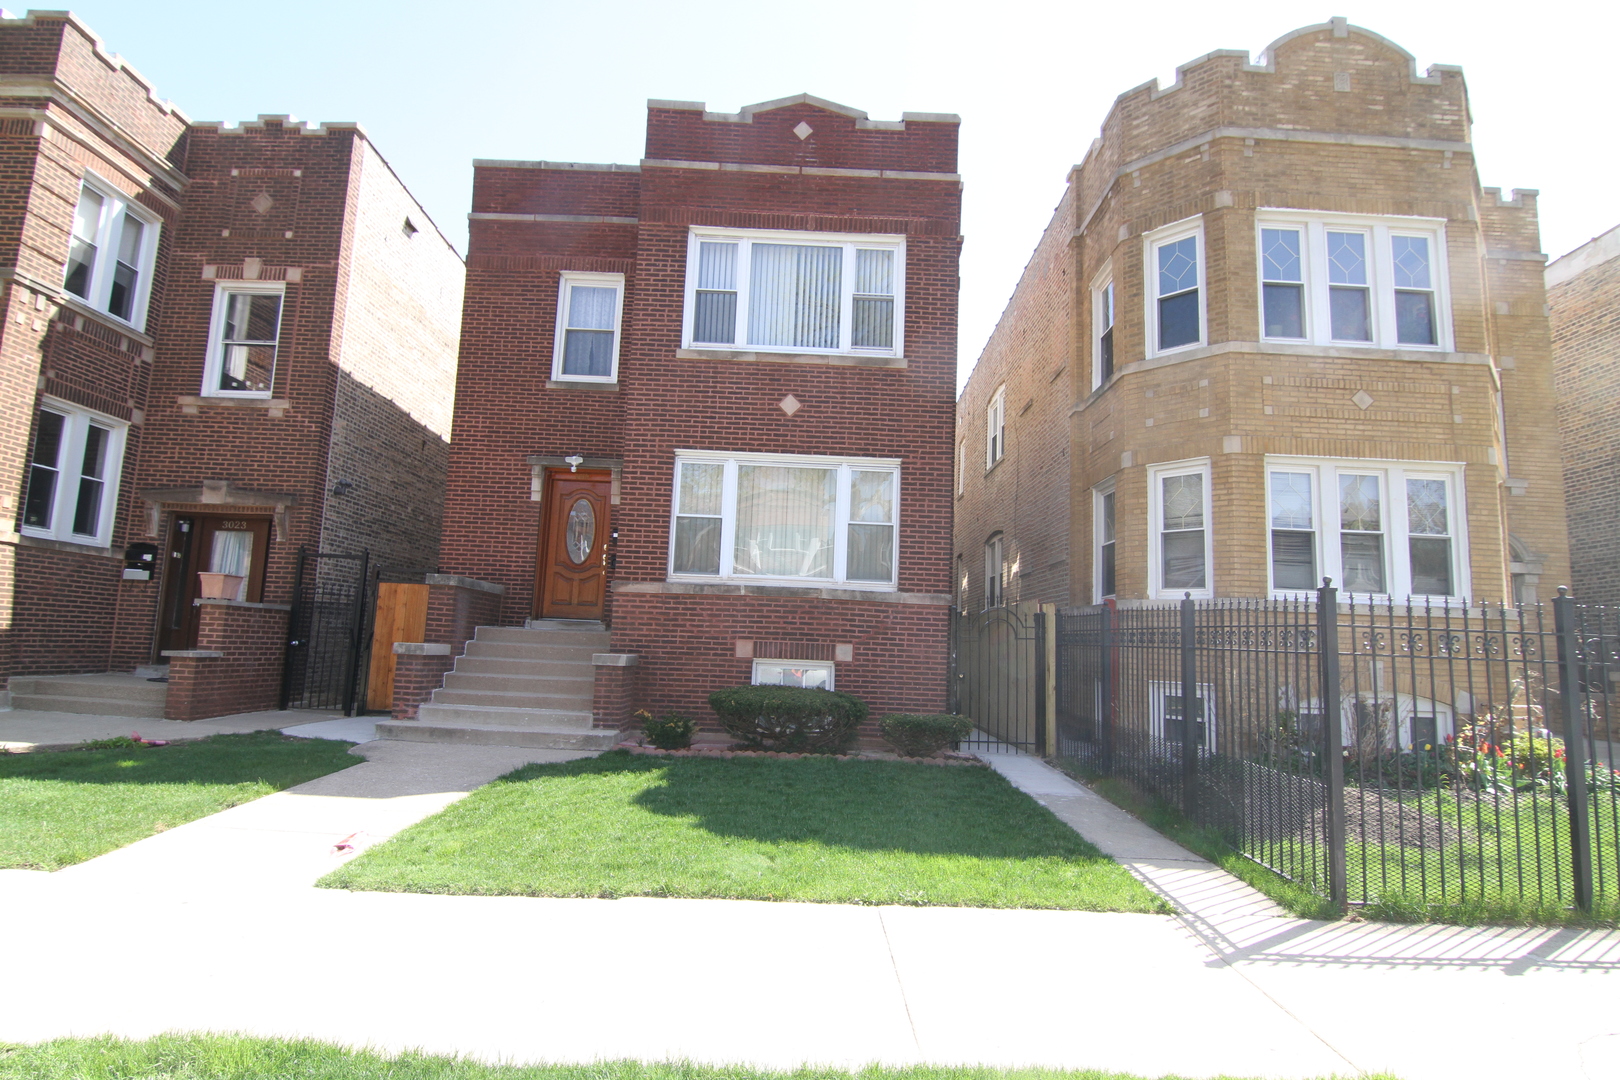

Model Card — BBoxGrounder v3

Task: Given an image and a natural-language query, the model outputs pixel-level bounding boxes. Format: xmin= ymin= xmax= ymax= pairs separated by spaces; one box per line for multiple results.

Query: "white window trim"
xmin=1147 ymin=457 xmax=1214 ymax=600
xmin=201 ymin=281 xmax=286 ymax=398
xmin=1143 ymin=216 xmax=1206 ymax=359
xmin=668 ymin=449 xmax=900 ymax=591
xmin=1263 ymin=456 xmax=1470 ymax=602
xmin=20 ymin=397 xmax=128 ymax=547
xmin=1255 ymin=210 xmax=1452 ymax=352
xmin=551 ymin=270 xmax=625 ymax=383
xmin=1091 ymin=263 xmax=1115 ymax=391
xmin=680 ymin=225 xmax=905 ymax=358
xmin=64 ymin=172 xmax=160 ymax=333
xmin=984 ymin=532 xmax=1004 ymax=610
xmin=985 ymin=385 xmax=1006 ymax=470
xmin=752 ymin=658 xmax=835 ymax=690
xmin=1093 ymin=477 xmax=1117 ymax=603
xmin=1148 ymin=680 xmax=1218 ymax=750
xmin=956 ymin=440 xmax=965 ymax=496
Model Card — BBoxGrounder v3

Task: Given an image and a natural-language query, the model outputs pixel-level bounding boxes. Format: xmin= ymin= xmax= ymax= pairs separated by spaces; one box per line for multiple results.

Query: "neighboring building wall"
xmin=320 ymin=137 xmax=462 ymax=571
xmin=1549 ymin=225 xmax=1620 ymax=609
xmin=955 ymin=18 xmax=1568 ymax=609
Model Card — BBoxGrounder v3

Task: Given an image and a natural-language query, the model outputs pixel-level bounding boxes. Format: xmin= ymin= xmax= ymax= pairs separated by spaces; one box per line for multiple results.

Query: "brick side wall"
xmin=423 ymin=578 xmax=505 ymax=648
xmin=163 ymin=600 xmax=288 ymax=720
xmin=591 ymin=660 xmax=640 ymax=731
xmin=389 ymin=648 xmax=455 ymax=721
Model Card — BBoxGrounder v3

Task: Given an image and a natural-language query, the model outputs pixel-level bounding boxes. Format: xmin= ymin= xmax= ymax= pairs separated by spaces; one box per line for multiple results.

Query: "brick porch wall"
xmin=163 ymin=599 xmax=289 ymax=721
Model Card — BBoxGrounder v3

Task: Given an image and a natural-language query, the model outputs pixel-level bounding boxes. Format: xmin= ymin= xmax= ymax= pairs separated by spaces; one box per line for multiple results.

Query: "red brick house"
xmin=0 ymin=12 xmax=462 ymax=720
xmin=389 ymin=96 xmax=960 ymax=746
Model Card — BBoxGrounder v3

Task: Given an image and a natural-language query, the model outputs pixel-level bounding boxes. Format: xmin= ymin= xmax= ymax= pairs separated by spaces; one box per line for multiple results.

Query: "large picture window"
xmin=1147 ymin=459 xmax=1212 ymax=599
xmin=20 ymin=400 xmax=127 ymax=546
xmin=62 ymin=176 xmax=159 ymax=331
xmin=202 ymin=283 xmax=284 ymax=396
xmin=683 ymin=227 xmax=904 ymax=357
xmin=1265 ymin=458 xmax=1467 ymax=599
xmin=552 ymin=271 xmax=624 ymax=382
xmin=669 ymin=452 xmax=899 ymax=589
xmin=1256 ymin=213 xmax=1450 ymax=350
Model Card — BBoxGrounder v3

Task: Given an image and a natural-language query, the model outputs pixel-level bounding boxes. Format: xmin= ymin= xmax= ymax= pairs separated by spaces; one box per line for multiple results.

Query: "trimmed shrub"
xmin=639 ymin=709 xmax=696 ymax=750
xmin=707 ymin=685 xmax=868 ymax=753
xmin=879 ymin=713 xmax=974 ymax=758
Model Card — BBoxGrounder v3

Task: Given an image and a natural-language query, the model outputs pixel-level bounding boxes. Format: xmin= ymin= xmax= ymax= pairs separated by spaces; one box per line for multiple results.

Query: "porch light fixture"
xmin=565 ymin=455 xmax=585 ymax=473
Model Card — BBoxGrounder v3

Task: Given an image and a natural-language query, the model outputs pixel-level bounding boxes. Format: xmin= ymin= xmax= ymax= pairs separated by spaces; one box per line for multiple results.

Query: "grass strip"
xmin=0 ymin=731 xmax=358 ymax=870
xmin=0 ymin=1033 xmax=1397 ymax=1080
xmin=322 ymin=750 xmax=1168 ymax=913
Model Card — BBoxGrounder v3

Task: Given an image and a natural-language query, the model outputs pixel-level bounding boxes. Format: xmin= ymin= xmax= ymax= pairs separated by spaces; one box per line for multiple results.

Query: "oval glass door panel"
xmin=565 ymin=498 xmax=595 ymax=564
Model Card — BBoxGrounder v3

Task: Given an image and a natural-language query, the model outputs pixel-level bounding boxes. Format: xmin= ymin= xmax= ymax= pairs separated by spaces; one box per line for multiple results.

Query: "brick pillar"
xmin=390 ymin=642 xmax=455 ymax=721
xmin=424 ymin=573 xmax=505 ymax=651
xmin=592 ymin=652 xmax=639 ymax=731
xmin=162 ymin=599 xmax=290 ymax=721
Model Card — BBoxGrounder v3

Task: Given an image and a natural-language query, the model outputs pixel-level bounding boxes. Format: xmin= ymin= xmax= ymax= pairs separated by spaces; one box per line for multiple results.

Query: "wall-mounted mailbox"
xmin=123 ymin=542 xmax=160 ymax=581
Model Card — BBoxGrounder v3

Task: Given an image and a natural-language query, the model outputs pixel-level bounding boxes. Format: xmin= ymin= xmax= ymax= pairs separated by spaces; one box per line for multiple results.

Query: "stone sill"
xmin=424 ymin=573 xmax=505 ymax=595
xmin=676 ymin=348 xmax=906 ymax=369
xmin=162 ymin=649 xmax=224 ymax=659
xmin=177 ymin=396 xmax=290 ymax=417
xmin=592 ymin=653 xmax=639 ymax=667
xmin=614 ymin=580 xmax=951 ymax=605
xmin=546 ymin=380 xmax=618 ymax=392
xmin=395 ymin=642 xmax=453 ymax=656
xmin=194 ymin=598 xmax=292 ymax=611
xmin=10 ymin=532 xmax=118 ymax=558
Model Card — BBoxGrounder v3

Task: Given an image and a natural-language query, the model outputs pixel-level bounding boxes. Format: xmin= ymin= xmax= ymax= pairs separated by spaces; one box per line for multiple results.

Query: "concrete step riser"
xmin=431 ymin=690 xmax=594 ymax=711
xmin=525 ymin=619 xmax=607 ymax=632
xmin=10 ymin=679 xmax=168 ymax=705
xmin=461 ymin=642 xmax=601 ymax=662
xmin=10 ymin=695 xmax=167 ymax=719
xmin=416 ymin=704 xmax=596 ymax=729
xmin=442 ymin=673 xmax=594 ymax=694
xmin=473 ymin=627 xmax=610 ymax=648
xmin=376 ymin=721 xmax=619 ymax=751
xmin=452 ymin=657 xmax=595 ymax=677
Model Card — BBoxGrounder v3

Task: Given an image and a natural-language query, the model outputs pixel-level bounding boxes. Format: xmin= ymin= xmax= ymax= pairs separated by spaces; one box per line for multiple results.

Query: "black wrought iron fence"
xmin=279 ymin=548 xmax=370 ymax=714
xmin=1048 ymin=584 xmax=1619 ymax=916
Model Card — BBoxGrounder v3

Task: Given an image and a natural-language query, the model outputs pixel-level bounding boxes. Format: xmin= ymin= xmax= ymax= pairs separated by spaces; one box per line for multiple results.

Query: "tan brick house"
xmin=956 ymin=18 xmax=1567 ymax=612
xmin=1548 ymin=224 xmax=1620 ymax=609
xmin=0 ymin=12 xmax=462 ymax=718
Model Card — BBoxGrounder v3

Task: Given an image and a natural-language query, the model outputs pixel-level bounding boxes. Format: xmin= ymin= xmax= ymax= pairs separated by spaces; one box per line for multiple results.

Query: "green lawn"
xmin=0 ymin=1034 xmax=1393 ymax=1080
xmin=0 ymin=732 xmax=359 ymax=870
xmin=321 ymin=751 xmax=1167 ymax=912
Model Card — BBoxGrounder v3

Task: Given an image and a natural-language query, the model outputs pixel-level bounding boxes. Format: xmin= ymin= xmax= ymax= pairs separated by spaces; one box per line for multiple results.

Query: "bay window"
xmin=1256 ymin=212 xmax=1450 ymax=350
xmin=21 ymin=400 xmax=127 ymax=547
xmin=1093 ymin=273 xmax=1115 ymax=388
xmin=1265 ymin=458 xmax=1467 ymax=599
xmin=669 ymin=451 xmax=899 ymax=589
xmin=1148 ymin=459 xmax=1212 ymax=599
xmin=683 ymin=227 xmax=904 ymax=357
xmin=1094 ymin=482 xmax=1116 ymax=601
xmin=1145 ymin=220 xmax=1203 ymax=355
xmin=62 ymin=177 xmax=159 ymax=331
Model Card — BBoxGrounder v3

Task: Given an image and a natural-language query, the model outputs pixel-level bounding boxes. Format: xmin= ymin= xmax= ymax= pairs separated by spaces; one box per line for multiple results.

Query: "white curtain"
xmin=733 ymin=465 xmax=834 ymax=578
xmin=210 ymin=529 xmax=253 ymax=601
xmin=748 ymin=244 xmax=841 ymax=349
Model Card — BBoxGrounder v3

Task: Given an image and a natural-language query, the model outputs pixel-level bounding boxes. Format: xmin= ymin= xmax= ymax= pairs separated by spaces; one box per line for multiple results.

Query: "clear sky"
xmin=58 ymin=1 xmax=1614 ymax=393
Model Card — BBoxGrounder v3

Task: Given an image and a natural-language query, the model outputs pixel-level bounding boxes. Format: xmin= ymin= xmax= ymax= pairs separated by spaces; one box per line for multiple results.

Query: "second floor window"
xmin=1152 ymin=225 xmax=1202 ymax=353
xmin=63 ymin=178 xmax=159 ymax=331
xmin=1094 ymin=276 xmax=1115 ymax=387
xmin=203 ymin=284 xmax=284 ymax=396
xmin=986 ymin=386 xmax=1006 ymax=469
xmin=553 ymin=272 xmax=624 ymax=382
xmin=684 ymin=228 xmax=904 ymax=357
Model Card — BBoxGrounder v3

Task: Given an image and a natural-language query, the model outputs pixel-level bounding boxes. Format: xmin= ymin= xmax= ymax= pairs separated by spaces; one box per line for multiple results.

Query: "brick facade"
xmin=441 ymin=95 xmax=960 ymax=724
xmin=389 ymin=644 xmax=455 ymax=722
xmin=956 ymin=18 xmax=1569 ymax=611
xmin=0 ymin=13 xmax=462 ymax=712
xmin=163 ymin=599 xmax=288 ymax=721
xmin=1548 ymin=225 xmax=1620 ymax=608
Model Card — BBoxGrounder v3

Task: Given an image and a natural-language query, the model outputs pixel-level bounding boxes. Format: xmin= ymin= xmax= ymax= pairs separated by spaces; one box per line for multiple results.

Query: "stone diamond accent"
xmin=793 ymin=121 xmax=813 ymax=141
xmin=1352 ymin=389 xmax=1374 ymax=411
xmin=779 ymin=394 xmax=801 ymax=416
xmin=250 ymin=192 xmax=274 ymax=215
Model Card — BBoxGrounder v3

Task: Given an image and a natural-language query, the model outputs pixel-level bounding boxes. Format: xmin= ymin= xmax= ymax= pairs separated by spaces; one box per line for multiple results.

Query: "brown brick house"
xmin=955 ymin=18 xmax=1568 ymax=615
xmin=1548 ymin=224 xmax=1620 ymax=609
xmin=395 ymin=96 xmax=960 ymax=746
xmin=0 ymin=12 xmax=462 ymax=718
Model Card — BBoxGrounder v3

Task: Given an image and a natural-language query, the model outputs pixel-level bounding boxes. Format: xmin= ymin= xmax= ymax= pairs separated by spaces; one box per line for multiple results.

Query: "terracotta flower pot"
xmin=197 ymin=572 xmax=246 ymax=599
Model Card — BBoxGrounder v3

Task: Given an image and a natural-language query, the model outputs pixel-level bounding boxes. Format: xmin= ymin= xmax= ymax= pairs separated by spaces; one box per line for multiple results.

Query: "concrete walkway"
xmin=0 ymin=704 xmax=349 ymax=750
xmin=1 ymin=732 xmax=1617 ymax=1079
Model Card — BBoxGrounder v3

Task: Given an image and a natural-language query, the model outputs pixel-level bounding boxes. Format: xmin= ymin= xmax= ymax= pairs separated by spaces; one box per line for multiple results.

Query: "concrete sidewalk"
xmin=1 ymin=737 xmax=1616 ymax=1079
xmin=0 ymin=705 xmax=348 ymax=750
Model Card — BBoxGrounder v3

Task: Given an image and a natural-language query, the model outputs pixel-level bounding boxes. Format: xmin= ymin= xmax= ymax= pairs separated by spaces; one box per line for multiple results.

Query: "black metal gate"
xmin=949 ymin=603 xmax=1046 ymax=753
xmin=280 ymin=548 xmax=370 ymax=714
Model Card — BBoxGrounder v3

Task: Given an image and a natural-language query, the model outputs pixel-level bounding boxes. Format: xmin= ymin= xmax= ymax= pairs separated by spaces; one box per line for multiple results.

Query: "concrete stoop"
xmin=7 ymin=673 xmax=168 ymax=719
xmin=375 ymin=620 xmax=620 ymax=751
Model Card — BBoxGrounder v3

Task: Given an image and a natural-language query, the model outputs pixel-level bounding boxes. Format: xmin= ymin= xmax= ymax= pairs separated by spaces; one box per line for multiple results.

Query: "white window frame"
xmin=1147 ymin=457 xmax=1213 ymax=600
xmin=1255 ymin=211 xmax=1452 ymax=352
xmin=957 ymin=440 xmax=965 ymax=496
xmin=551 ymin=270 xmax=625 ymax=383
xmin=1263 ymin=456 xmax=1470 ymax=602
xmin=1091 ymin=265 xmax=1115 ymax=391
xmin=62 ymin=173 xmax=160 ymax=332
xmin=752 ymin=659 xmax=835 ymax=690
xmin=1148 ymin=680 xmax=1218 ymax=751
xmin=1143 ymin=217 xmax=1206 ymax=358
xmin=985 ymin=385 xmax=1006 ymax=469
xmin=984 ymin=532 xmax=1004 ymax=609
xmin=668 ymin=450 xmax=900 ymax=591
xmin=1093 ymin=478 xmax=1117 ymax=603
xmin=680 ymin=226 xmax=905 ymax=358
xmin=201 ymin=282 xmax=286 ymax=398
xmin=19 ymin=397 xmax=128 ymax=547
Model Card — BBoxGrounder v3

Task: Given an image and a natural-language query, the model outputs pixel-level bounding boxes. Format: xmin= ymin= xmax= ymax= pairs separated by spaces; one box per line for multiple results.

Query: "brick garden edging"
xmin=612 ymin=741 xmax=987 ymax=767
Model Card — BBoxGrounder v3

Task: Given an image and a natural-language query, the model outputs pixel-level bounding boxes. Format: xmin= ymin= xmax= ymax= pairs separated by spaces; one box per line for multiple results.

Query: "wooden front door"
xmin=155 ymin=513 xmax=273 ymax=655
xmin=536 ymin=470 xmax=611 ymax=621
xmin=366 ymin=582 xmax=429 ymax=711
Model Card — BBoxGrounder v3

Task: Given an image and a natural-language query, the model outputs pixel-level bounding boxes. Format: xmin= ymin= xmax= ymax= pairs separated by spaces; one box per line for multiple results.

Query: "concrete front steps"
xmin=375 ymin=620 xmax=621 ymax=750
xmin=7 ymin=673 xmax=169 ymax=719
